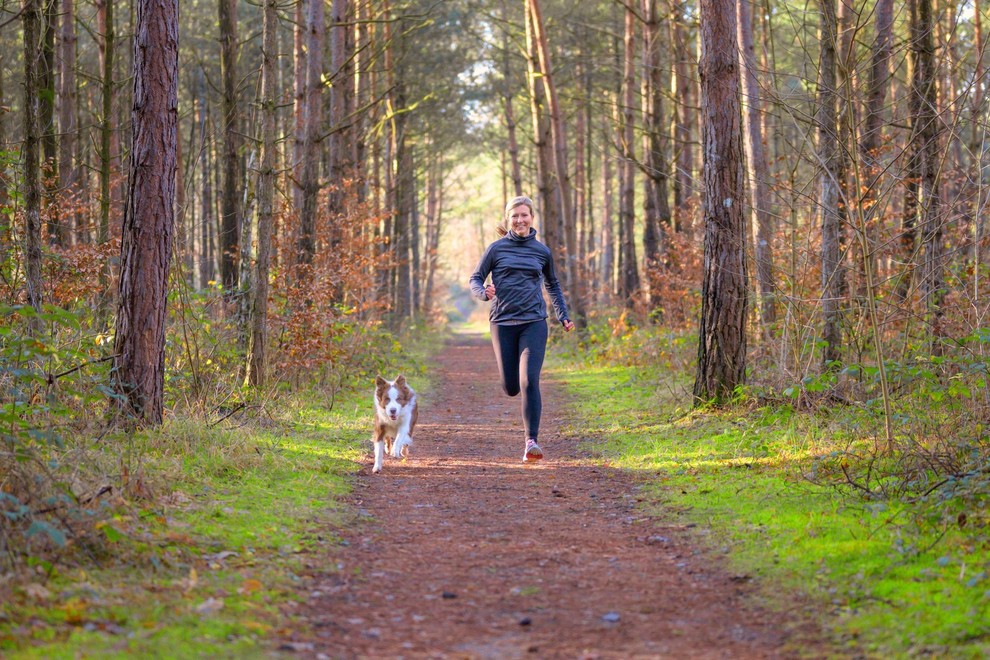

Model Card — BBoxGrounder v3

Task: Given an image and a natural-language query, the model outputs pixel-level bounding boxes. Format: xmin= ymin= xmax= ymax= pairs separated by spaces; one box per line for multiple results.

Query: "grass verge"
xmin=1 ymin=331 xmax=440 ymax=658
xmin=548 ymin=355 xmax=990 ymax=658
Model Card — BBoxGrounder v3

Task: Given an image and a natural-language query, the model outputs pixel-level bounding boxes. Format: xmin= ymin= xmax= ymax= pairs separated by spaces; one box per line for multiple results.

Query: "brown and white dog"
xmin=372 ymin=374 xmax=418 ymax=473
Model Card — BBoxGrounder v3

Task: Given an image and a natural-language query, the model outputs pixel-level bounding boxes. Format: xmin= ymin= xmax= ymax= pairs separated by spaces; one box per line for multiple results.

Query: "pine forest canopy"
xmin=0 ymin=0 xmax=988 ymax=414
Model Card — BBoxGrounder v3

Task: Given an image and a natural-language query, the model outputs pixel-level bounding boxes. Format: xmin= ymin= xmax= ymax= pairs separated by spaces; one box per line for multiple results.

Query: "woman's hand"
xmin=484 ymin=284 xmax=496 ymax=300
xmin=562 ymin=319 xmax=575 ymax=332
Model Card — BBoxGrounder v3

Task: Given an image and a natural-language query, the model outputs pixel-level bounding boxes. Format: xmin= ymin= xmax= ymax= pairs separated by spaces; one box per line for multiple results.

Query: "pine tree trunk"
xmin=914 ymin=0 xmax=945 ymax=346
xmin=112 ymin=0 xmax=179 ymax=425
xmin=297 ymin=0 xmax=324 ymax=270
xmin=524 ymin=3 xmax=559 ymax=255
xmin=292 ymin=0 xmax=306 ymax=215
xmin=857 ymin=0 xmax=893 ymax=300
xmin=671 ymin=15 xmax=694 ymax=234
xmin=218 ymin=0 xmax=241 ymax=294
xmin=23 ymin=0 xmax=44 ymax=333
xmin=738 ymin=0 xmax=776 ymax=327
xmin=817 ymin=0 xmax=843 ymax=368
xmin=527 ymin=0 xmax=583 ymax=326
xmin=500 ymin=0 xmax=523 ymax=198
xmin=246 ymin=0 xmax=279 ymax=388
xmin=618 ymin=3 xmax=639 ymax=304
xmin=97 ymin=0 xmax=114 ymax=251
xmin=642 ymin=0 xmax=671 ymax=309
xmin=693 ymin=0 xmax=748 ymax=405
xmin=41 ymin=0 xmax=58 ymax=244
xmin=58 ymin=0 xmax=79 ymax=244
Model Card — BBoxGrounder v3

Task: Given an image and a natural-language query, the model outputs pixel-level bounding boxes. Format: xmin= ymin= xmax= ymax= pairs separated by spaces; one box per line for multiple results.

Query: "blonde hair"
xmin=496 ymin=195 xmax=536 ymax=236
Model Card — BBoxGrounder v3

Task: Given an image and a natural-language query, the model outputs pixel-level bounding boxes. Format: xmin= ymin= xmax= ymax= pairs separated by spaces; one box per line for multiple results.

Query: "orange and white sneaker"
xmin=523 ymin=438 xmax=543 ymax=462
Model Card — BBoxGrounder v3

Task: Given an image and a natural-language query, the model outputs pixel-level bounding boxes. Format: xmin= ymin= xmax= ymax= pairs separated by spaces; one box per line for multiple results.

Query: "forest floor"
xmin=279 ymin=332 xmax=831 ymax=658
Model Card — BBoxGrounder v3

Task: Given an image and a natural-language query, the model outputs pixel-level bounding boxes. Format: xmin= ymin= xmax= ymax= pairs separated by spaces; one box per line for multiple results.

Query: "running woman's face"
xmin=508 ymin=204 xmax=533 ymax=237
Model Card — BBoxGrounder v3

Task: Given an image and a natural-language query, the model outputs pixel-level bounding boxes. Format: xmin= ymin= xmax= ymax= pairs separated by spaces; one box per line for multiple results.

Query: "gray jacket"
xmin=469 ymin=228 xmax=570 ymax=326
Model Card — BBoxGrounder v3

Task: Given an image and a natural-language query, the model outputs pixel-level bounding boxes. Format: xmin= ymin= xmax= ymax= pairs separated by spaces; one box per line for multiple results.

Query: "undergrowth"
xmin=549 ymin=316 xmax=990 ymax=658
xmin=0 ymin=302 xmax=438 ymax=656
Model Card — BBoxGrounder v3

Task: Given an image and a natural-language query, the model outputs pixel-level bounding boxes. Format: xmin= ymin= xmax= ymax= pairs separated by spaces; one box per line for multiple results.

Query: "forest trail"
xmin=284 ymin=332 xmax=824 ymax=658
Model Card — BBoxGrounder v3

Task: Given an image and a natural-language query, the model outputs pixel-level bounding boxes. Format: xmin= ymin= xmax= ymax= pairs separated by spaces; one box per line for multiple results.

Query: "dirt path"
xmin=286 ymin=333 xmax=825 ymax=658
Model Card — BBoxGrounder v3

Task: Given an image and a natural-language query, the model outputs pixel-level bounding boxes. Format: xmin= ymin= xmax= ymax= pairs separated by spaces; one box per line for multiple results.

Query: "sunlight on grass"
xmin=549 ymin=356 xmax=990 ymax=658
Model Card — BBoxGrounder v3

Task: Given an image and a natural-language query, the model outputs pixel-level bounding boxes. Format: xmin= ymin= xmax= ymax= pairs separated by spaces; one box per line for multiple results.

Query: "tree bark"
xmin=817 ymin=0 xmax=843 ymax=368
xmin=500 ymin=0 xmax=523 ymax=198
xmin=246 ymin=0 xmax=277 ymax=387
xmin=297 ymin=0 xmax=324 ymax=270
xmin=913 ymin=0 xmax=945 ymax=346
xmin=524 ymin=2 xmax=559 ymax=255
xmin=23 ymin=0 xmax=44 ymax=333
xmin=526 ymin=0 xmax=583 ymax=325
xmin=737 ymin=0 xmax=776 ymax=327
xmin=97 ymin=0 xmax=114 ymax=251
xmin=642 ymin=0 xmax=672 ymax=309
xmin=58 ymin=0 xmax=79 ymax=244
xmin=292 ymin=0 xmax=306 ymax=215
xmin=112 ymin=0 xmax=179 ymax=425
xmin=41 ymin=0 xmax=58 ymax=243
xmin=218 ymin=0 xmax=241 ymax=294
xmin=671 ymin=11 xmax=694 ymax=234
xmin=857 ymin=0 xmax=893 ymax=300
xmin=693 ymin=0 xmax=748 ymax=405
xmin=618 ymin=3 xmax=639 ymax=304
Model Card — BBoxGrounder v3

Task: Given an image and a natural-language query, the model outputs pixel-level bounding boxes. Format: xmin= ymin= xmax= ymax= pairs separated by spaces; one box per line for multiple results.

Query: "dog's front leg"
xmin=372 ymin=428 xmax=386 ymax=473
xmin=392 ymin=421 xmax=412 ymax=459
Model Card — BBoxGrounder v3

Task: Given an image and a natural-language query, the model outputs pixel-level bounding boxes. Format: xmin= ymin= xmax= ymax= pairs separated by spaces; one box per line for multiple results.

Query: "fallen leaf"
xmin=239 ymin=579 xmax=263 ymax=595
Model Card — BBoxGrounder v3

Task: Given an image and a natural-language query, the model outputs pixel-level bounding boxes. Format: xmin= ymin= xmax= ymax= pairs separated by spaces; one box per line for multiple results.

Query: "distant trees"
xmin=0 ymin=0 xmax=987 ymax=415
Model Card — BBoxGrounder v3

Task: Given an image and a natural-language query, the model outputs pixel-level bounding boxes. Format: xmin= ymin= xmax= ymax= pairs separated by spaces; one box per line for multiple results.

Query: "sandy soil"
xmin=284 ymin=332 xmax=828 ymax=659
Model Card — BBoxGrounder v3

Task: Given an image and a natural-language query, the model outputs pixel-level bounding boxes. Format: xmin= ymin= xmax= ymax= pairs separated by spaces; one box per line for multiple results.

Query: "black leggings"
xmin=490 ymin=320 xmax=548 ymax=440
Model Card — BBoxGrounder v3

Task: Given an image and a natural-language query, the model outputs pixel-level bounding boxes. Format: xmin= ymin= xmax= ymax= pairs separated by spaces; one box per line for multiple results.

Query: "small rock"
xmin=195 ymin=597 xmax=224 ymax=615
xmin=645 ymin=536 xmax=670 ymax=545
xmin=441 ymin=591 xmax=457 ymax=599
xmin=602 ymin=612 xmax=621 ymax=623
xmin=519 ymin=617 xmax=532 ymax=626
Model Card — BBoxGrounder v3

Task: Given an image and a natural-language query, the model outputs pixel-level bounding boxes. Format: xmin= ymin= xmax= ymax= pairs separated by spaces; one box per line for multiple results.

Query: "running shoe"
xmin=523 ymin=438 xmax=543 ymax=462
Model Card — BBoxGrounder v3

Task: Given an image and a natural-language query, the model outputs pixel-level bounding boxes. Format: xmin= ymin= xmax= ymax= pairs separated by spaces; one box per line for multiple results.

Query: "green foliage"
xmin=0 ymin=305 xmax=114 ymax=561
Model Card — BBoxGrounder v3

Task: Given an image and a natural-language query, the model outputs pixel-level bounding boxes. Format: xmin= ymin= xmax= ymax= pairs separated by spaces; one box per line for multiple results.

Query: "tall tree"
xmin=40 ymin=0 xmax=58 ymax=243
xmin=96 ymin=0 xmax=115 ymax=253
xmin=817 ymin=0 xmax=843 ymax=368
xmin=58 ymin=0 xmax=79 ymax=243
xmin=642 ymin=0 xmax=672 ymax=307
xmin=296 ymin=0 xmax=324 ymax=269
xmin=23 ymin=0 xmax=44 ymax=333
xmin=913 ymin=0 xmax=944 ymax=345
xmin=526 ymin=0 xmax=584 ymax=325
xmin=856 ymin=0 xmax=893 ymax=300
xmin=112 ymin=0 xmax=179 ymax=424
xmin=737 ymin=0 xmax=775 ymax=327
xmin=247 ymin=0 xmax=278 ymax=388
xmin=693 ymin=0 xmax=747 ymax=405
xmin=617 ymin=2 xmax=639 ymax=303
xmin=218 ymin=0 xmax=241 ymax=294
xmin=524 ymin=0 xmax=559 ymax=255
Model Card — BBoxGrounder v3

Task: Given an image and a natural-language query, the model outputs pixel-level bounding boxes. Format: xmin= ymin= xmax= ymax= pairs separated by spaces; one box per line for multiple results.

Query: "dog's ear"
xmin=395 ymin=374 xmax=405 ymax=387
xmin=375 ymin=375 xmax=387 ymax=389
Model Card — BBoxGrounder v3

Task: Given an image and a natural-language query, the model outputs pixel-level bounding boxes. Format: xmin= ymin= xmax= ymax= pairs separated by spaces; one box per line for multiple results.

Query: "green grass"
xmin=0 ymin=389 xmax=372 ymax=658
xmin=549 ymin=357 xmax=990 ymax=658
